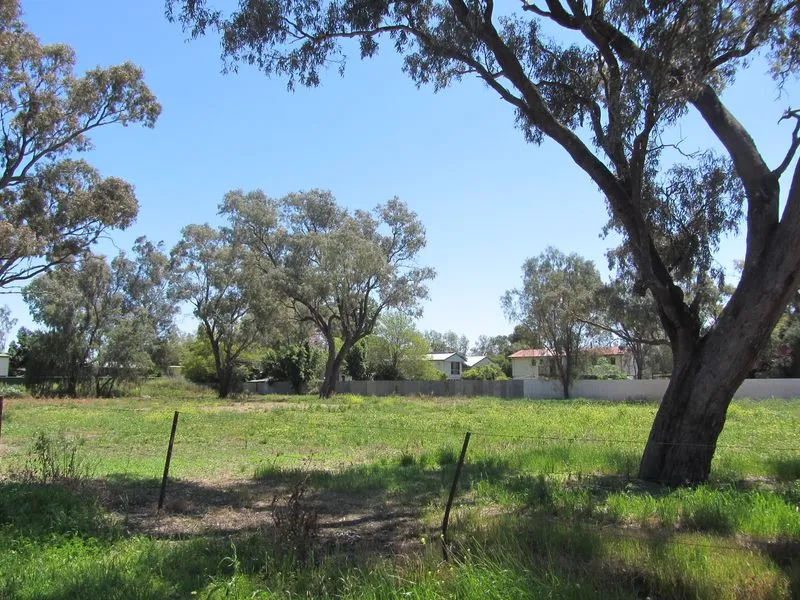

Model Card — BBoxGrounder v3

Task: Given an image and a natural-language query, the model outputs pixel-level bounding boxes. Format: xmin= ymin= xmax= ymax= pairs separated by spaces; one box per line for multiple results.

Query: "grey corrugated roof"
xmin=465 ymin=355 xmax=489 ymax=367
xmin=425 ymin=353 xmax=466 ymax=362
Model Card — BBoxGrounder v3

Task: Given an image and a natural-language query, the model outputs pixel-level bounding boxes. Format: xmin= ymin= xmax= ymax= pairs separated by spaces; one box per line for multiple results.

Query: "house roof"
xmin=510 ymin=346 xmax=627 ymax=359
xmin=425 ymin=352 xmax=467 ymax=362
xmin=465 ymin=355 xmax=489 ymax=367
xmin=509 ymin=348 xmax=555 ymax=358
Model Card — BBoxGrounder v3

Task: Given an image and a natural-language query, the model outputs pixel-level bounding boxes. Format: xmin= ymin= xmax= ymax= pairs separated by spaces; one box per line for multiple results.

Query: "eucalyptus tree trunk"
xmin=639 ymin=239 xmax=800 ymax=484
xmin=319 ymin=340 xmax=350 ymax=398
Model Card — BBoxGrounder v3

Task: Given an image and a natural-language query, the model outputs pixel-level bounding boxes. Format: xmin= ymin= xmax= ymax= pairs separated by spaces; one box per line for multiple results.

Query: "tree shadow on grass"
xmin=447 ymin=512 xmax=797 ymax=600
xmin=4 ymin=456 xmax=800 ymax=600
xmin=767 ymin=456 xmax=800 ymax=481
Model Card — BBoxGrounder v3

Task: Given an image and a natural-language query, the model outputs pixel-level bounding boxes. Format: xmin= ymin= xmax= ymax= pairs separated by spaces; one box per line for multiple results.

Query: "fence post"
xmin=0 ymin=395 xmax=4 ymax=443
xmin=158 ymin=411 xmax=180 ymax=511
xmin=441 ymin=431 xmax=471 ymax=560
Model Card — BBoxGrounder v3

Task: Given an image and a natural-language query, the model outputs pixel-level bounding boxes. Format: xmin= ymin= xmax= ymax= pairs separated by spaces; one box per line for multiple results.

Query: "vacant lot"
xmin=1 ymin=379 xmax=800 ymax=599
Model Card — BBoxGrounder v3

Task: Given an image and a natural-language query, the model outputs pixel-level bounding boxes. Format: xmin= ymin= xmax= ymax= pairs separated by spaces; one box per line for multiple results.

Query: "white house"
xmin=465 ymin=355 xmax=493 ymax=370
xmin=0 ymin=353 xmax=8 ymax=378
xmin=510 ymin=347 xmax=637 ymax=379
xmin=425 ymin=352 xmax=468 ymax=380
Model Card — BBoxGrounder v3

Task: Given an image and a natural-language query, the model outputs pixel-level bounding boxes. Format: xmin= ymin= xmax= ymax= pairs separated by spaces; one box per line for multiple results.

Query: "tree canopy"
xmin=423 ymin=329 xmax=470 ymax=355
xmin=367 ymin=311 xmax=432 ymax=380
xmin=503 ymin=247 xmax=602 ymax=397
xmin=0 ymin=1 xmax=160 ymax=288
xmin=170 ymin=223 xmax=285 ymax=398
xmin=22 ymin=246 xmax=170 ymax=396
xmin=221 ymin=189 xmax=434 ymax=397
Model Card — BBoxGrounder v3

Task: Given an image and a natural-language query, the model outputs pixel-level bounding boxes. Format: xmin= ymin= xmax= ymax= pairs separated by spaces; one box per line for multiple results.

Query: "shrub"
xmin=13 ymin=431 xmax=92 ymax=485
xmin=463 ymin=363 xmax=509 ymax=380
xmin=583 ymin=357 xmax=627 ymax=380
xmin=0 ymin=383 xmax=25 ymax=398
xmin=270 ymin=476 xmax=319 ymax=563
xmin=262 ymin=342 xmax=323 ymax=393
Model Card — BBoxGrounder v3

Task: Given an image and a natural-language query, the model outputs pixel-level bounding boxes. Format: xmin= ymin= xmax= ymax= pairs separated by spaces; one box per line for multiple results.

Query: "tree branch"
xmin=774 ymin=108 xmax=800 ymax=178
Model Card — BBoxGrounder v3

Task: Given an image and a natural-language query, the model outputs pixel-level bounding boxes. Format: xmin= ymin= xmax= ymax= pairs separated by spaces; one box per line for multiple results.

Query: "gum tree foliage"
xmin=170 ymin=224 xmax=284 ymax=398
xmin=0 ymin=304 xmax=15 ymax=350
xmin=170 ymin=0 xmax=800 ymax=484
xmin=585 ymin=277 xmax=668 ymax=379
xmin=220 ymin=189 xmax=434 ymax=398
xmin=366 ymin=311 xmax=431 ymax=380
xmin=0 ymin=1 xmax=160 ymax=289
xmin=503 ymin=247 xmax=602 ymax=398
xmin=262 ymin=342 xmax=323 ymax=393
xmin=422 ymin=329 xmax=470 ymax=354
xmin=22 ymin=249 xmax=168 ymax=396
xmin=112 ymin=237 xmax=177 ymax=374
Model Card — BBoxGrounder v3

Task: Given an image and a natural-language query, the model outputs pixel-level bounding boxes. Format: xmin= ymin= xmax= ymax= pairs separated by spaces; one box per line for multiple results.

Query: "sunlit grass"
xmin=1 ymin=381 xmax=800 ymax=598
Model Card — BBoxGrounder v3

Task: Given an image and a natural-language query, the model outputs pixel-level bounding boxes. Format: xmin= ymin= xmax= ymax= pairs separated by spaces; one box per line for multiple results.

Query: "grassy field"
xmin=1 ymin=378 xmax=800 ymax=598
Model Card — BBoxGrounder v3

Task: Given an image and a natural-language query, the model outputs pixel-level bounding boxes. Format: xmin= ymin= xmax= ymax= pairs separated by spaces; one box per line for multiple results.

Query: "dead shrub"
xmin=270 ymin=475 xmax=319 ymax=563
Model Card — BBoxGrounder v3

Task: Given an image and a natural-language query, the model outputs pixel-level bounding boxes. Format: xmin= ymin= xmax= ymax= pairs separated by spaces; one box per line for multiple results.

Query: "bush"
xmin=0 ymin=383 xmax=26 ymax=398
xmin=583 ymin=357 xmax=627 ymax=380
xmin=405 ymin=360 xmax=446 ymax=381
xmin=262 ymin=343 xmax=324 ymax=393
xmin=12 ymin=431 xmax=92 ymax=485
xmin=182 ymin=336 xmax=217 ymax=384
xmin=372 ymin=362 xmax=403 ymax=380
xmin=463 ymin=363 xmax=509 ymax=380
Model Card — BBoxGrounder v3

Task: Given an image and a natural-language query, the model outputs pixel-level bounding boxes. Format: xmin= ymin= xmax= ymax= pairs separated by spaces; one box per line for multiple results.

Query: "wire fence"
xmin=1 ymin=397 xmax=799 ymax=558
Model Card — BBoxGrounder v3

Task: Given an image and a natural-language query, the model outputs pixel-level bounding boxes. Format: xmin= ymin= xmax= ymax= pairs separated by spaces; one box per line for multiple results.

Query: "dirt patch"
xmin=91 ymin=475 xmax=429 ymax=554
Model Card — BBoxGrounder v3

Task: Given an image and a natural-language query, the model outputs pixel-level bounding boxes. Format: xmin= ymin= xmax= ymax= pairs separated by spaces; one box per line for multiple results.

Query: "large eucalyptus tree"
xmin=0 ymin=1 xmax=160 ymax=288
xmin=220 ymin=189 xmax=434 ymax=398
xmin=168 ymin=0 xmax=800 ymax=484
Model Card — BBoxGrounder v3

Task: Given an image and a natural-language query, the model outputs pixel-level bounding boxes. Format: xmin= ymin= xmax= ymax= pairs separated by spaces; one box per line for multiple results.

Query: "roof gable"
xmin=425 ymin=352 xmax=467 ymax=362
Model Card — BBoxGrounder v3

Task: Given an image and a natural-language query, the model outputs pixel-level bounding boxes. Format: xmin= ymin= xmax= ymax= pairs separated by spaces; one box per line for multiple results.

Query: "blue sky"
xmin=7 ymin=1 xmax=799 ymax=348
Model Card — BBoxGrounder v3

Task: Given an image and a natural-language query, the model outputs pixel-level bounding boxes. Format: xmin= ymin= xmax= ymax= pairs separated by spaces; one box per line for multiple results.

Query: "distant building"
xmin=509 ymin=347 xmax=636 ymax=379
xmin=424 ymin=352 xmax=468 ymax=380
xmin=465 ymin=355 xmax=493 ymax=370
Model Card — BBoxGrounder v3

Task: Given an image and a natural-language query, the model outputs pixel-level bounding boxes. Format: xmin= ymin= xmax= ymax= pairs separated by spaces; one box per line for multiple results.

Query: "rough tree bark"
xmin=319 ymin=338 xmax=351 ymax=399
xmin=639 ymin=222 xmax=800 ymax=483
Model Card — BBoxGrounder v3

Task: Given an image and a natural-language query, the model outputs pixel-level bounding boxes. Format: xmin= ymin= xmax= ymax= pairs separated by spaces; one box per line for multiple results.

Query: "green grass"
xmin=1 ymin=380 xmax=800 ymax=598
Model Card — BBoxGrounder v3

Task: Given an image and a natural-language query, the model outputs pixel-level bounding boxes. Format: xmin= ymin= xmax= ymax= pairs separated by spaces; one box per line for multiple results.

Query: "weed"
xmin=270 ymin=476 xmax=319 ymax=564
xmin=12 ymin=431 xmax=92 ymax=485
xmin=0 ymin=383 xmax=26 ymax=398
xmin=399 ymin=450 xmax=416 ymax=467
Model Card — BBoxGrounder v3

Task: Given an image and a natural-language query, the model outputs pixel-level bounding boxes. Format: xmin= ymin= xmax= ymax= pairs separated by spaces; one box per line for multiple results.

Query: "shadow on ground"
xmin=3 ymin=457 xmax=800 ymax=599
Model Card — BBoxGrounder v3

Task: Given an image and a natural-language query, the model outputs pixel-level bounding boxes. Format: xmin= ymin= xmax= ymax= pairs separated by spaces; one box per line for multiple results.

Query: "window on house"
xmin=451 ymin=362 xmax=460 ymax=375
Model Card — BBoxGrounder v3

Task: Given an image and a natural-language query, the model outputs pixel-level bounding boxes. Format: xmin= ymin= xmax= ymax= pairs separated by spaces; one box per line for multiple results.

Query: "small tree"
xmin=22 ymin=254 xmax=149 ymax=396
xmin=462 ymin=363 xmax=508 ymax=380
xmin=170 ymin=224 xmax=284 ymax=398
xmin=222 ymin=190 xmax=434 ymax=398
xmin=423 ymin=330 xmax=470 ymax=354
xmin=344 ymin=340 xmax=370 ymax=381
xmin=262 ymin=342 xmax=323 ymax=393
xmin=585 ymin=278 xmax=669 ymax=379
xmin=8 ymin=326 xmax=33 ymax=375
xmin=367 ymin=312 xmax=431 ymax=380
xmin=503 ymin=247 xmax=602 ymax=398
